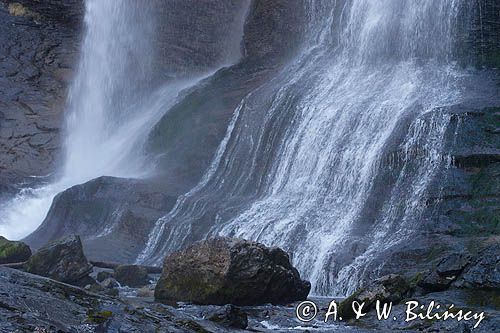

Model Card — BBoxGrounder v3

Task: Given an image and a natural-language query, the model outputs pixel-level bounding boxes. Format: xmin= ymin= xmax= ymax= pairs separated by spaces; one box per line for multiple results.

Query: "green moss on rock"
xmin=87 ymin=309 xmax=113 ymax=324
xmin=0 ymin=236 xmax=32 ymax=264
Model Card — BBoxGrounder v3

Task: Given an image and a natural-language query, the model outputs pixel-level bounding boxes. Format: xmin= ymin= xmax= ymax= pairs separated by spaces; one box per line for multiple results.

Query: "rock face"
xmin=0 ymin=236 xmax=31 ymax=264
xmin=155 ymin=237 xmax=311 ymax=306
xmin=24 ymin=234 xmax=93 ymax=284
xmin=114 ymin=264 xmax=149 ymax=288
xmin=0 ymin=0 xmax=81 ymax=188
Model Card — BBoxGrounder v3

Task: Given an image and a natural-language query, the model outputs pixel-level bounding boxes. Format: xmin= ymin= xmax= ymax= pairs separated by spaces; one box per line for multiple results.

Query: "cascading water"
xmin=0 ymin=0 xmax=246 ymax=240
xmin=137 ymin=0 xmax=467 ymax=296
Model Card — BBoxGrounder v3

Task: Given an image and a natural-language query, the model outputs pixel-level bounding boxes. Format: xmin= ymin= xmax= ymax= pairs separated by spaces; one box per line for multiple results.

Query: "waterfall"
xmin=0 ymin=0 xmax=245 ymax=239
xmin=137 ymin=0 xmax=466 ymax=296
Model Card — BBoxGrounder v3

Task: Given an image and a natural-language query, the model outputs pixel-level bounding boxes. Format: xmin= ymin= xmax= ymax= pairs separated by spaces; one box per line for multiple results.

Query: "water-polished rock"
xmin=24 ymin=234 xmax=93 ymax=285
xmin=155 ymin=237 xmax=310 ymax=306
xmin=0 ymin=236 xmax=31 ymax=264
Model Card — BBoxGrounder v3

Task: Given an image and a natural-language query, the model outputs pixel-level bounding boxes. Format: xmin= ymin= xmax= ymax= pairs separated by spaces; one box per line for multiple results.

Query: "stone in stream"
xmin=0 ymin=236 xmax=31 ymax=264
xmin=24 ymin=234 xmax=93 ymax=285
xmin=155 ymin=237 xmax=311 ymax=305
xmin=114 ymin=264 xmax=150 ymax=288
xmin=208 ymin=304 xmax=248 ymax=329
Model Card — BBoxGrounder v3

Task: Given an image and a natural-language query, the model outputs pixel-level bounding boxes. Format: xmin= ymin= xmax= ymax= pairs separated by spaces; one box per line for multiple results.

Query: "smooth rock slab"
xmin=155 ymin=237 xmax=311 ymax=306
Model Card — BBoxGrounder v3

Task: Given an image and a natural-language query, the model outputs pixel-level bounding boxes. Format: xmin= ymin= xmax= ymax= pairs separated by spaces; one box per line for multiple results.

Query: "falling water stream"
xmin=0 ymin=0 xmax=246 ymax=239
xmin=0 ymin=0 xmax=476 ymax=296
xmin=137 ymin=0 xmax=467 ymax=296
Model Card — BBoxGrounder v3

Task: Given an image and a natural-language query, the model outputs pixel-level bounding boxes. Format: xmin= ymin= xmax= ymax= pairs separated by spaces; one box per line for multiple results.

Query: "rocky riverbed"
xmin=1 ymin=234 xmax=499 ymax=332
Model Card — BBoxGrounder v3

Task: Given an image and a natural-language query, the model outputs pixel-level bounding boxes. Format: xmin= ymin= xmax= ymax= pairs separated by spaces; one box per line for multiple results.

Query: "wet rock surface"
xmin=155 ymin=237 xmax=311 ymax=306
xmin=0 ymin=267 xmax=245 ymax=333
xmin=24 ymin=234 xmax=93 ymax=284
xmin=0 ymin=235 xmax=31 ymax=264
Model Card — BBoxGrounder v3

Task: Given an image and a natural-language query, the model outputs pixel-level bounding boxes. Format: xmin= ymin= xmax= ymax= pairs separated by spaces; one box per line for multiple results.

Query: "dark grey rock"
xmin=208 ymin=304 xmax=248 ymax=329
xmin=0 ymin=1 xmax=80 ymax=183
xmin=418 ymin=271 xmax=453 ymax=292
xmin=0 ymin=236 xmax=31 ymax=264
xmin=437 ymin=252 xmax=471 ymax=277
xmin=114 ymin=264 xmax=149 ymax=288
xmin=457 ymin=244 xmax=500 ymax=289
xmin=24 ymin=234 xmax=93 ymax=285
xmin=155 ymin=237 xmax=310 ymax=305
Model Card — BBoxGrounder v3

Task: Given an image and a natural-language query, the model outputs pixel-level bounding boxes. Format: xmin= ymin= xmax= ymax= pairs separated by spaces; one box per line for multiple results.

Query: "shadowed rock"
xmin=155 ymin=237 xmax=310 ymax=306
xmin=24 ymin=234 xmax=92 ymax=285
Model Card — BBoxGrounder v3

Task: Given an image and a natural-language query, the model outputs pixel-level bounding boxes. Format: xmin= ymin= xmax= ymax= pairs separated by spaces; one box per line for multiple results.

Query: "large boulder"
xmin=155 ymin=237 xmax=310 ymax=305
xmin=0 ymin=236 xmax=31 ymax=264
xmin=24 ymin=235 xmax=93 ymax=285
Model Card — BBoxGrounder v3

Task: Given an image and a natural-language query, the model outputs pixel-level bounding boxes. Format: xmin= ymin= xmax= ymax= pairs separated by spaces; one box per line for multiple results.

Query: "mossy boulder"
xmin=0 ymin=236 xmax=31 ymax=264
xmin=24 ymin=235 xmax=93 ymax=285
xmin=339 ymin=274 xmax=411 ymax=320
xmin=155 ymin=237 xmax=310 ymax=305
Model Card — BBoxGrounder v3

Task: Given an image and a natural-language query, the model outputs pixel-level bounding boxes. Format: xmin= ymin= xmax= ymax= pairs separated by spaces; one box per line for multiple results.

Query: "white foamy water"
xmin=0 ymin=0 xmax=241 ymax=239
xmin=137 ymin=0 xmax=467 ymax=296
